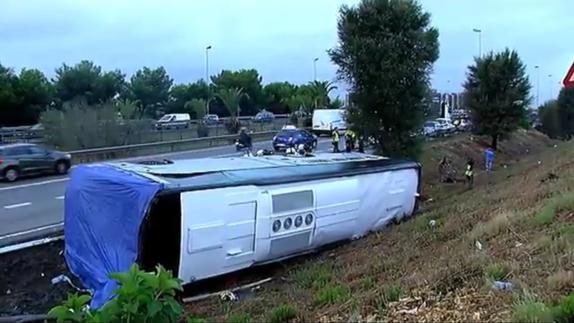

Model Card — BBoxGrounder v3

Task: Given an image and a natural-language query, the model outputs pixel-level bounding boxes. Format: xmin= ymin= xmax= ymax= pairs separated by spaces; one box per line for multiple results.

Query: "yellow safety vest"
xmin=332 ymin=131 xmax=340 ymax=142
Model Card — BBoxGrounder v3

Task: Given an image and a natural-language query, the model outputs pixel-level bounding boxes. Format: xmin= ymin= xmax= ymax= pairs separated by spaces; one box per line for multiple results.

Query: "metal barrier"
xmin=69 ymin=131 xmax=277 ymax=164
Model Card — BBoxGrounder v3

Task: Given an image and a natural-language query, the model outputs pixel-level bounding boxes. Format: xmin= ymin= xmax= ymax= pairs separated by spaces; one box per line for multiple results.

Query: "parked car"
xmin=434 ymin=118 xmax=456 ymax=134
xmin=423 ymin=121 xmax=440 ymax=137
xmin=202 ymin=114 xmax=220 ymax=126
xmin=0 ymin=144 xmax=72 ymax=182
xmin=252 ymin=111 xmax=275 ymax=123
xmin=155 ymin=113 xmax=191 ymax=130
xmin=272 ymin=128 xmax=318 ymax=152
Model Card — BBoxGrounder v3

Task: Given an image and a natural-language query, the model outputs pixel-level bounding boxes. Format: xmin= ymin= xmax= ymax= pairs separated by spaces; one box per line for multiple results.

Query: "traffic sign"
xmin=563 ymin=61 xmax=574 ymax=88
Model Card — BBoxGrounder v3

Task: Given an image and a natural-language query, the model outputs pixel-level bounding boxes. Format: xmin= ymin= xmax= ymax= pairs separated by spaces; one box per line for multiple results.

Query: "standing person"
xmin=344 ymin=129 xmax=355 ymax=153
xmin=357 ymin=134 xmax=365 ymax=153
xmin=238 ymin=127 xmax=253 ymax=155
xmin=485 ymin=146 xmax=495 ymax=172
xmin=465 ymin=158 xmax=475 ymax=188
xmin=331 ymin=127 xmax=340 ymax=153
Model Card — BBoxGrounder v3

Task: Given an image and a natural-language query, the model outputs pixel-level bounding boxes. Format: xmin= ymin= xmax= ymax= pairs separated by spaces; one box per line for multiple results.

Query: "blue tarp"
xmin=64 ymin=164 xmax=163 ymax=308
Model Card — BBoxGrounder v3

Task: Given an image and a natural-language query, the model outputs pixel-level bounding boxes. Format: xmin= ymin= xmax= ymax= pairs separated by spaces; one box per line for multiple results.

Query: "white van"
xmin=312 ymin=109 xmax=347 ymax=135
xmin=155 ymin=113 xmax=191 ymax=130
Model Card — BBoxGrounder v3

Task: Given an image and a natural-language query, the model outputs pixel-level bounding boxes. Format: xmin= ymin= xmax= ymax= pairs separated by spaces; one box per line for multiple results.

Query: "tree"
xmin=211 ymin=69 xmax=263 ymax=116
xmin=328 ymin=96 xmax=345 ymax=109
xmin=329 ymin=0 xmax=439 ymax=158
xmin=557 ymin=87 xmax=574 ymax=139
xmin=129 ymin=67 xmax=173 ymax=118
xmin=183 ymin=98 xmax=207 ymax=120
xmin=307 ymin=80 xmax=337 ymax=108
xmin=263 ymin=82 xmax=298 ymax=114
xmin=0 ymin=63 xmax=21 ymax=126
xmin=463 ymin=49 xmax=531 ymax=149
xmin=216 ymin=88 xmax=247 ymax=117
xmin=53 ymin=60 xmax=124 ymax=105
xmin=167 ymin=80 xmax=209 ymax=114
xmin=538 ymin=100 xmax=562 ymax=139
xmin=284 ymin=94 xmax=314 ymax=114
xmin=15 ymin=69 xmax=55 ymax=124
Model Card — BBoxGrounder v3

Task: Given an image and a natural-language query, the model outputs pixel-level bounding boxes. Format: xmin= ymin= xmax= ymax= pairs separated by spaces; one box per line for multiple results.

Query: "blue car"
xmin=272 ymin=127 xmax=318 ymax=152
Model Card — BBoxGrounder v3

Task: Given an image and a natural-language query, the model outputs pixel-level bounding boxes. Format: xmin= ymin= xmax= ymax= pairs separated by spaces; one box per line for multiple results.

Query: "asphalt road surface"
xmin=0 ymin=139 xmax=333 ymax=239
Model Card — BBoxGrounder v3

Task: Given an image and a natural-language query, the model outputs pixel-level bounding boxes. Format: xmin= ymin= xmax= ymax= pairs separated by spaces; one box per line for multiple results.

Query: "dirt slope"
xmin=185 ymin=130 xmax=573 ymax=322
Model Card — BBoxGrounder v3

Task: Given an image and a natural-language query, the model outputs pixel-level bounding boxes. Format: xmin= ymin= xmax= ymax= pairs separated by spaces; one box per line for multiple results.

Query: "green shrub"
xmin=48 ymin=264 xmax=183 ymax=323
xmin=360 ymin=276 xmax=376 ymax=290
xmin=187 ymin=316 xmax=208 ymax=323
xmin=485 ymin=263 xmax=511 ymax=281
xmin=383 ymin=285 xmax=403 ymax=303
xmin=197 ymin=123 xmax=209 ymax=137
xmin=291 ymin=263 xmax=333 ymax=289
xmin=268 ymin=305 xmax=297 ymax=323
xmin=224 ymin=118 xmax=241 ymax=134
xmin=533 ymin=193 xmax=574 ymax=226
xmin=552 ymin=292 xmax=574 ymax=323
xmin=512 ymin=299 xmax=553 ymax=323
xmin=315 ymin=284 xmax=351 ymax=305
xmin=227 ymin=312 xmax=252 ymax=323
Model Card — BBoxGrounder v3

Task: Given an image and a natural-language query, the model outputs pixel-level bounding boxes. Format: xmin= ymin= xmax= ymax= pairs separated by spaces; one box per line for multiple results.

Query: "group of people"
xmin=439 ymin=146 xmax=496 ymax=189
xmin=331 ymin=127 xmax=365 ymax=153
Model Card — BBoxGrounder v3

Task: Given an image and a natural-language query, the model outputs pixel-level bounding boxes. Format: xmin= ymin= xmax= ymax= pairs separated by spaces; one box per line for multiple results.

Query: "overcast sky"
xmin=1 ymin=0 xmax=572 ymax=104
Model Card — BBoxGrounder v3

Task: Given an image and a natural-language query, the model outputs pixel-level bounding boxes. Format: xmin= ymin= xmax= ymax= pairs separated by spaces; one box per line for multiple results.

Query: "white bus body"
xmin=312 ymin=109 xmax=347 ymax=135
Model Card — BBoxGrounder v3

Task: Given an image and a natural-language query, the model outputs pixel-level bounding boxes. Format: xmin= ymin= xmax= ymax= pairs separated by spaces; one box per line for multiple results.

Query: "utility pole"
xmin=205 ymin=45 xmax=212 ymax=115
xmin=472 ymin=28 xmax=482 ymax=58
xmin=313 ymin=58 xmax=319 ymax=81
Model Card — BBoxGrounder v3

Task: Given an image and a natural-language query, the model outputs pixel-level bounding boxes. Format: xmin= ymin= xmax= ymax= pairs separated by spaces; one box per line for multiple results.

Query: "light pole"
xmin=548 ymin=74 xmax=554 ymax=99
xmin=472 ymin=28 xmax=482 ymax=58
xmin=313 ymin=58 xmax=319 ymax=81
xmin=535 ymin=65 xmax=540 ymax=107
xmin=205 ymin=45 xmax=212 ymax=115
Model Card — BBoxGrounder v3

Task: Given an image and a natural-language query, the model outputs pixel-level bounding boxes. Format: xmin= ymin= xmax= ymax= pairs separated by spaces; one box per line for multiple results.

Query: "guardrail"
xmin=69 ymin=130 xmax=277 ymax=164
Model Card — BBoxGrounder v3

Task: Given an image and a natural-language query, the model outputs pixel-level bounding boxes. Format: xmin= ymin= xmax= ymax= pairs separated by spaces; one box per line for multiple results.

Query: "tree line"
xmin=0 ymin=60 xmax=343 ymax=127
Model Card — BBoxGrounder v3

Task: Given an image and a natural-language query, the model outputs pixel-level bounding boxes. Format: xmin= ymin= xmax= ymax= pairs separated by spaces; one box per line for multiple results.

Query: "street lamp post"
xmin=313 ymin=58 xmax=319 ymax=81
xmin=472 ymin=28 xmax=482 ymax=58
xmin=205 ymin=45 xmax=212 ymax=115
xmin=535 ymin=65 xmax=540 ymax=107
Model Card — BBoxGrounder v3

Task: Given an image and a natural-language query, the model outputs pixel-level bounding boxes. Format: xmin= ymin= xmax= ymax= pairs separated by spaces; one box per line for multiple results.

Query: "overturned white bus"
xmin=64 ymin=153 xmax=421 ymax=307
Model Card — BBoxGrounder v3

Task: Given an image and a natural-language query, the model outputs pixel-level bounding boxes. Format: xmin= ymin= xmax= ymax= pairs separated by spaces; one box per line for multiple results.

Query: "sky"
xmin=1 ymin=0 xmax=572 ymax=104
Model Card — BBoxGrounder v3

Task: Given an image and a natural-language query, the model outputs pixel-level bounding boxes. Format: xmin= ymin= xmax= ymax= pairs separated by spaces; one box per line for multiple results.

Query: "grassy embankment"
xmin=185 ymin=130 xmax=574 ymax=322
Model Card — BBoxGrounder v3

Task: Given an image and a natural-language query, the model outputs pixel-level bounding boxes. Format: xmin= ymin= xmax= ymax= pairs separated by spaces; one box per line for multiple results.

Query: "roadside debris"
xmin=491 ymin=281 xmax=513 ymax=291
xmin=182 ymin=277 xmax=273 ymax=303
xmin=50 ymin=274 xmax=89 ymax=293
xmin=475 ymin=240 xmax=483 ymax=251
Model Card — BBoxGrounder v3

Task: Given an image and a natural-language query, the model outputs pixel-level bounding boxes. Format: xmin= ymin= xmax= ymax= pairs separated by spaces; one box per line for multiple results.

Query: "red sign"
xmin=564 ymin=62 xmax=574 ymax=88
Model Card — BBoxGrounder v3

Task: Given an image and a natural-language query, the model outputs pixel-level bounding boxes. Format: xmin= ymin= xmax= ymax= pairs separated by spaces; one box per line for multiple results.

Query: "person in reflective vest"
xmin=331 ymin=127 xmax=340 ymax=153
xmin=345 ymin=129 xmax=356 ymax=153
xmin=465 ymin=158 xmax=475 ymax=188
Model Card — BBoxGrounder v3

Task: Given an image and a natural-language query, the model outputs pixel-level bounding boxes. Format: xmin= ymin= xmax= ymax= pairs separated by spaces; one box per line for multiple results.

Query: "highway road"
xmin=0 ymin=139 xmax=333 ymax=239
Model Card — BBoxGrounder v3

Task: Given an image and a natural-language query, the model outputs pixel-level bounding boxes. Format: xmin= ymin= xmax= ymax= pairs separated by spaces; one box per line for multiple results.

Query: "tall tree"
xmin=211 ymin=69 xmax=263 ymax=116
xmin=463 ymin=49 xmax=531 ymax=149
xmin=557 ymin=86 xmax=574 ymax=139
xmin=538 ymin=100 xmax=562 ymax=139
xmin=129 ymin=67 xmax=173 ymax=118
xmin=263 ymin=82 xmax=298 ymax=114
xmin=329 ymin=0 xmax=439 ymax=158
xmin=184 ymin=99 xmax=207 ymax=120
xmin=216 ymin=87 xmax=248 ymax=117
xmin=15 ymin=69 xmax=55 ymax=124
xmin=53 ymin=60 xmax=124 ymax=105
xmin=167 ymin=80 xmax=209 ymax=114
xmin=0 ymin=64 xmax=21 ymax=126
xmin=307 ymin=80 xmax=337 ymax=109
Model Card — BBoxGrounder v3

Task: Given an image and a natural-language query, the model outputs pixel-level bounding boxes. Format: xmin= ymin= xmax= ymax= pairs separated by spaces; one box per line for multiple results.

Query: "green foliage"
xmin=315 ymin=284 xmax=351 ymax=305
xmin=129 ymin=66 xmax=173 ymax=118
xmin=268 ymin=305 xmax=297 ymax=323
xmin=553 ymin=292 xmax=574 ymax=323
xmin=263 ymin=82 xmax=298 ymax=113
xmin=533 ymin=192 xmax=574 ymax=226
xmin=168 ymin=81 xmax=210 ymax=115
xmin=485 ymin=263 xmax=510 ymax=281
xmin=328 ymin=96 xmax=345 ymax=109
xmin=227 ymin=312 xmax=252 ymax=323
xmin=376 ymin=285 xmax=403 ymax=314
xmin=292 ymin=262 xmax=333 ymax=289
xmin=512 ymin=293 xmax=554 ymax=323
xmin=187 ymin=315 xmax=208 ymax=323
xmin=538 ymin=100 xmax=563 ymax=139
xmin=556 ymin=87 xmax=574 ymax=140
xmin=306 ymin=80 xmax=337 ymax=109
xmin=48 ymin=264 xmax=183 ymax=323
xmin=184 ymin=98 xmax=208 ymax=120
xmin=216 ymin=88 xmax=248 ymax=117
xmin=54 ymin=60 xmax=125 ymax=106
xmin=360 ymin=276 xmax=376 ymax=290
xmin=329 ymin=0 xmax=439 ymax=158
xmin=463 ymin=49 xmax=531 ymax=149
xmin=211 ymin=69 xmax=263 ymax=116
xmin=224 ymin=118 xmax=242 ymax=135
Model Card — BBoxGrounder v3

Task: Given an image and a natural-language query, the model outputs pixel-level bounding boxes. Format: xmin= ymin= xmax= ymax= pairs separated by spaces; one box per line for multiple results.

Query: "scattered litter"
xmin=58 ymin=250 xmax=64 ymax=256
xmin=429 ymin=220 xmax=437 ymax=228
xmin=40 ymin=273 xmax=44 ymax=277
xmin=218 ymin=290 xmax=237 ymax=302
xmin=6 ymin=289 xmax=11 ymax=295
xmin=475 ymin=240 xmax=483 ymax=251
xmin=515 ymin=242 xmax=523 ymax=248
xmin=397 ymin=308 xmax=418 ymax=315
xmin=51 ymin=274 xmax=90 ymax=293
xmin=554 ymin=144 xmax=558 ymax=148
xmin=182 ymin=277 xmax=273 ymax=303
xmin=491 ymin=280 xmax=513 ymax=291
xmin=537 ymin=161 xmax=542 ymax=165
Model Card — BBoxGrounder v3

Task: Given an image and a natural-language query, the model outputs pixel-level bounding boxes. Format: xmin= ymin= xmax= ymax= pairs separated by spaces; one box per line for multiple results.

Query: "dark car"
xmin=252 ymin=111 xmax=275 ymax=123
xmin=0 ymin=144 xmax=72 ymax=182
xmin=272 ymin=127 xmax=318 ymax=152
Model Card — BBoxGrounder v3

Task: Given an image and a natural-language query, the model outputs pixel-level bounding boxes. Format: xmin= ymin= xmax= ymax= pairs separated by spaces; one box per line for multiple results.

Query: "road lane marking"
xmin=0 ymin=178 xmax=69 ymax=192
xmin=4 ymin=202 xmax=32 ymax=209
xmin=0 ymin=222 xmax=63 ymax=241
xmin=55 ymin=196 xmax=65 ymax=200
